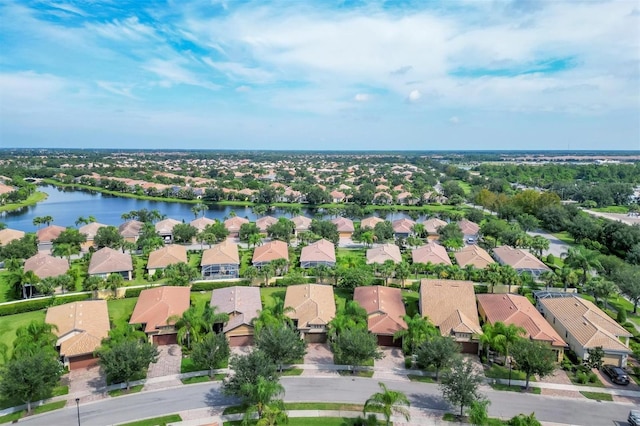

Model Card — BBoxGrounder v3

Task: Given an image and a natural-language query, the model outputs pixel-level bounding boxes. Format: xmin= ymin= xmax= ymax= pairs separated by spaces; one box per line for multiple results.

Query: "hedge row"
xmin=190 ymin=280 xmax=252 ymax=292
xmin=0 ymin=293 xmax=91 ymax=316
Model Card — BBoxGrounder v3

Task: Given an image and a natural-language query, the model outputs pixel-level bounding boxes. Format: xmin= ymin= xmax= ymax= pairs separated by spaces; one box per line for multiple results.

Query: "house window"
xmin=553 ymin=318 xmax=555 ymax=324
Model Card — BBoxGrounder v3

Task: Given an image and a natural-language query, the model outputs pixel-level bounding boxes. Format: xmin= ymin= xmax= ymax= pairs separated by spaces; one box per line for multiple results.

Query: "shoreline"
xmin=0 ymin=191 xmax=48 ymax=213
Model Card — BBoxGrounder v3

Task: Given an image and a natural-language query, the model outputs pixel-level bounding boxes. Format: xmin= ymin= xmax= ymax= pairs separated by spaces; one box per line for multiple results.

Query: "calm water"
xmin=1 ymin=186 xmax=417 ymax=232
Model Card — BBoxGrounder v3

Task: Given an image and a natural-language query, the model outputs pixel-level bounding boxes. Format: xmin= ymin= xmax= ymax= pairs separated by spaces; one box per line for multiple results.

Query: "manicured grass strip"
xmin=0 ymin=191 xmax=47 ymax=213
xmin=223 ymin=402 xmax=369 ymax=415
xmin=580 ymin=391 xmax=613 ymax=401
xmin=108 ymin=385 xmax=144 ymax=397
xmin=592 ymin=206 xmax=629 ymax=214
xmin=337 ymin=370 xmax=374 ymax=378
xmin=567 ymin=373 xmax=605 ymax=388
xmin=0 ymin=310 xmax=46 ymax=364
xmin=51 ymin=385 xmax=69 ymax=397
xmin=118 ymin=414 xmax=182 ymax=426
xmin=484 ymin=365 xmax=534 ymax=382
xmin=407 ymin=374 xmax=435 ymax=383
xmin=490 ymin=383 xmax=541 ymax=394
xmin=224 ymin=418 xmax=353 ymax=426
xmin=280 ymin=368 xmax=304 ymax=376
xmin=0 ymin=401 xmax=66 ymax=424
xmin=551 ymin=231 xmax=575 ymax=246
xmin=181 ymin=374 xmax=225 ymax=385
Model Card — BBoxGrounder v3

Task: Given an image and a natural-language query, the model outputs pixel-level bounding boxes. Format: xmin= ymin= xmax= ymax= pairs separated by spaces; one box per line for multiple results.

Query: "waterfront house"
xmin=147 ymin=245 xmax=188 ymax=277
xmin=300 ymin=238 xmax=336 ymax=268
xmin=201 ymin=240 xmax=240 ymax=279
xmin=88 ymin=247 xmax=133 ymax=280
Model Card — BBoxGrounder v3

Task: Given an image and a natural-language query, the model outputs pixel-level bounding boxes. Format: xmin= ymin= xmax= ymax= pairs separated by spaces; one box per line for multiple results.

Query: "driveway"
xmin=143 ymin=344 xmax=182 ymax=391
xmin=302 ymin=343 xmax=338 ymax=377
xmin=527 ymin=229 xmax=570 ymax=258
xmin=373 ymin=347 xmax=408 ymax=382
xmin=67 ymin=365 xmax=106 ymax=403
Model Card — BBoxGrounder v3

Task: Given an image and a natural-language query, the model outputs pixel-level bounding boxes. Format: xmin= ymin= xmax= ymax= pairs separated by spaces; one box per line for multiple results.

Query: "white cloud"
xmin=407 ymin=89 xmax=422 ymax=103
xmin=354 ymin=93 xmax=371 ymax=102
xmin=144 ymin=59 xmax=219 ymax=90
xmin=236 ymin=85 xmax=251 ymax=92
xmin=97 ymin=81 xmax=138 ymax=99
xmin=449 ymin=116 xmax=460 ymax=124
xmin=202 ymin=58 xmax=274 ymax=83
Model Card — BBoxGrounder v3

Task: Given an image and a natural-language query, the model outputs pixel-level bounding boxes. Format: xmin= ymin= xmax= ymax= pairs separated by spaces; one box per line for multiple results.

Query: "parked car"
xmin=601 ymin=364 xmax=630 ymax=385
xmin=628 ymin=410 xmax=640 ymax=426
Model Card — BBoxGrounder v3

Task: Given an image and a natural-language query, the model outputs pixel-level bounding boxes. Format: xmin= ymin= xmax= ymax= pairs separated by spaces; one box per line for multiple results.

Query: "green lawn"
xmin=592 ymin=206 xmax=629 ymax=214
xmin=490 ymin=383 xmax=541 ymax=394
xmin=0 ymin=310 xmax=46 ymax=363
xmin=190 ymin=291 xmax=213 ymax=308
xmin=0 ymin=271 xmax=14 ymax=303
xmin=224 ymin=418 xmax=367 ymax=426
xmin=107 ymin=297 xmax=138 ymax=325
xmin=181 ymin=374 xmax=225 ymax=385
xmin=337 ymin=370 xmax=374 ymax=377
xmin=402 ymin=291 xmax=419 ymax=317
xmin=280 ymin=368 xmax=303 ymax=376
xmin=408 ymin=374 xmax=435 ymax=383
xmin=0 ymin=401 xmax=66 ymax=424
xmin=0 ymin=191 xmax=47 ymax=213
xmin=260 ymin=287 xmax=286 ymax=309
xmin=118 ymin=414 xmax=182 ymax=426
xmin=108 ymin=385 xmax=144 ymax=397
xmin=580 ymin=391 xmax=613 ymax=401
xmin=551 ymin=232 xmax=575 ymax=246
xmin=484 ymin=365 xmax=534 ymax=382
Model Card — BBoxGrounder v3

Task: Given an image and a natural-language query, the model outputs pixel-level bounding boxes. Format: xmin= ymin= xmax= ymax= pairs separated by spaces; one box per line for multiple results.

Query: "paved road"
xmin=18 ymin=378 xmax=634 ymax=426
xmin=527 ymin=229 xmax=570 ymax=258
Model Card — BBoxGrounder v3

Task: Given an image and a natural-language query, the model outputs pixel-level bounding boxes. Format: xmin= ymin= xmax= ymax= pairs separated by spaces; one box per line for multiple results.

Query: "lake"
xmin=1 ymin=186 xmax=418 ymax=232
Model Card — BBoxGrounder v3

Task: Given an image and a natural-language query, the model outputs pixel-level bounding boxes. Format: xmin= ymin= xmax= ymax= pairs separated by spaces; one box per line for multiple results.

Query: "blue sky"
xmin=0 ymin=0 xmax=638 ymax=151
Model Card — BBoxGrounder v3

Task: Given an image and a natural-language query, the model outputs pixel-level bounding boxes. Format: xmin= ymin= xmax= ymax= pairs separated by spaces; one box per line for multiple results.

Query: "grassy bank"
xmin=0 ymin=191 xmax=48 ymax=213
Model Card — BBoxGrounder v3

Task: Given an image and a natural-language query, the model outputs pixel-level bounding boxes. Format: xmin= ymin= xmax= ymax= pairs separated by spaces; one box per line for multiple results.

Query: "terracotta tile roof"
xmin=88 ymin=247 xmax=133 ymax=275
xmin=190 ymin=217 xmax=215 ymax=232
xmin=211 ymin=286 xmax=262 ymax=333
xmin=201 ymin=240 xmax=240 ymax=265
xmin=147 ymin=245 xmax=188 ymax=269
xmin=129 ymin=286 xmax=191 ymax=333
xmin=224 ymin=216 xmax=249 ymax=233
xmin=412 ymin=242 xmax=452 ymax=266
xmin=366 ymin=243 xmax=402 ymax=264
xmin=422 ymin=218 xmax=448 ymax=234
xmin=291 ymin=215 xmax=312 ymax=231
xmin=454 ymin=245 xmax=495 ymax=269
xmin=419 ymin=279 xmax=482 ymax=336
xmin=0 ymin=228 xmax=25 ymax=246
xmin=493 ymin=245 xmax=550 ymax=272
xmin=118 ymin=220 xmax=144 ymax=238
xmin=79 ymin=222 xmax=107 ymax=240
xmin=300 ymin=239 xmax=336 ymax=263
xmin=330 ymin=190 xmax=346 ymax=199
xmin=392 ymin=218 xmax=416 ymax=234
xmin=539 ymin=297 xmax=631 ymax=352
xmin=256 ymin=216 xmax=278 ymax=232
xmin=24 ymin=253 xmax=70 ymax=279
xmin=252 ymin=240 xmax=289 ymax=264
xmin=457 ymin=220 xmax=480 ymax=235
xmin=45 ymin=300 xmax=110 ymax=357
xmin=155 ymin=218 xmax=181 ymax=234
xmin=285 ymin=284 xmax=336 ymax=327
xmin=36 ymin=225 xmax=66 ymax=243
xmin=361 ymin=217 xmax=384 ymax=230
xmin=331 ymin=217 xmax=355 ymax=233
xmin=0 ymin=183 xmax=15 ymax=195
xmin=477 ymin=294 xmax=565 ymax=347
xmin=354 ymin=286 xmax=407 ymax=336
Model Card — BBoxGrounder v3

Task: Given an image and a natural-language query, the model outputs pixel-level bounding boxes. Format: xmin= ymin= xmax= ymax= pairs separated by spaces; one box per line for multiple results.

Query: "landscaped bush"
xmin=124 ymin=288 xmax=145 ymax=298
xmin=474 ymin=284 xmax=489 ymax=294
xmin=190 ymin=280 xmax=250 ymax=292
xmin=576 ymin=372 xmax=589 ymax=384
xmin=0 ymin=293 xmax=91 ymax=316
xmin=588 ymin=372 xmax=598 ymax=383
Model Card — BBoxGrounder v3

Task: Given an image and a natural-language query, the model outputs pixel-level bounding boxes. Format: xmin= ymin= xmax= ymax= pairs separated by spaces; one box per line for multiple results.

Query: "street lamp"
xmin=508 ymin=358 xmax=512 ymax=387
xmin=75 ymin=397 xmax=80 ymax=426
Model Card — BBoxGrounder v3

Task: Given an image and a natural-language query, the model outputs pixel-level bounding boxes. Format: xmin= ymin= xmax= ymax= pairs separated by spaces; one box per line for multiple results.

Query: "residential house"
xmin=457 ymin=220 xmax=480 ymax=242
xmin=78 ymin=222 xmax=106 ymax=251
xmin=366 ymin=243 xmax=402 ymax=265
xmin=538 ymin=296 xmax=631 ymax=367
xmin=454 ymin=245 xmax=495 ymax=269
xmin=360 ymin=217 xmax=384 ymax=230
xmin=0 ymin=228 xmax=25 ymax=246
xmin=190 ymin=217 xmax=215 ymax=233
xmin=291 ymin=215 xmax=312 ymax=237
xmin=411 ymin=242 xmax=452 ymax=266
xmin=252 ymin=240 xmax=289 ymax=268
xmin=45 ymin=300 xmax=110 ymax=370
xmin=477 ymin=294 xmax=566 ymax=361
xmin=419 ymin=279 xmax=483 ymax=353
xmin=492 ymin=245 xmax=551 ymax=278
xmin=147 ymin=245 xmax=188 ymax=276
xmin=129 ymin=286 xmax=191 ymax=345
xmin=88 ymin=247 xmax=133 ymax=280
xmin=201 ymin=240 xmax=240 ymax=279
xmin=256 ymin=216 xmax=278 ymax=234
xmin=330 ymin=190 xmax=346 ymax=203
xmin=24 ymin=252 xmax=69 ymax=279
xmin=423 ymin=218 xmax=447 ymax=240
xmin=392 ymin=218 xmax=416 ymax=239
xmin=210 ymin=286 xmax=262 ymax=346
xmin=396 ymin=191 xmax=414 ymax=205
xmin=284 ymin=284 xmax=336 ymax=342
xmin=155 ymin=218 xmax=181 ymax=243
xmin=300 ymin=239 xmax=336 ymax=268
xmin=36 ymin=225 xmax=66 ymax=251
xmin=354 ymin=286 xmax=407 ymax=346
xmin=331 ymin=217 xmax=355 ymax=239
xmin=224 ymin=216 xmax=249 ymax=238
xmin=118 ymin=220 xmax=144 ymax=243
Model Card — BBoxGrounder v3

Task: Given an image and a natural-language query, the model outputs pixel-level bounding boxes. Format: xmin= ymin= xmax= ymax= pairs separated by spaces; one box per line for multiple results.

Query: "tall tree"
xmin=562 ymin=246 xmax=602 ymax=286
xmin=332 ymin=328 xmax=382 ymax=373
xmin=172 ymin=223 xmax=198 ymax=244
xmin=255 ymin=324 xmax=307 ymax=372
xmin=98 ymin=340 xmax=159 ymax=390
xmin=13 ymin=321 xmax=58 ymax=359
xmin=363 ymin=382 xmax=411 ymax=426
xmin=165 ymin=262 xmax=198 ymax=286
xmin=170 ymin=306 xmax=208 ymax=350
xmin=510 ymin=339 xmax=556 ymax=390
xmin=440 ymin=358 xmax=485 ymax=417
xmin=94 ymin=226 xmax=124 ymax=250
xmin=191 ymin=332 xmax=230 ymax=377
xmin=241 ymin=376 xmax=285 ymax=422
xmin=489 ymin=322 xmax=526 ymax=362
xmin=393 ymin=314 xmax=438 ymax=356
xmin=415 ymin=335 xmax=461 ymax=381
xmin=223 ymin=350 xmax=278 ymax=401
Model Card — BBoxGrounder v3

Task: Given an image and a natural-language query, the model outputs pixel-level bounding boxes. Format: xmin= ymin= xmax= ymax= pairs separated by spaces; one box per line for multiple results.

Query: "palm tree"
xmin=52 ymin=242 xmax=80 ymax=263
xmin=75 ymin=215 xmax=96 ymax=226
xmin=395 ymin=261 xmax=411 ymax=287
xmin=491 ymin=322 xmax=526 ymax=362
xmin=253 ymin=298 xmax=294 ymax=334
xmin=363 ymin=382 xmax=411 ymax=426
xmin=584 ymin=277 xmax=619 ymax=311
xmin=556 ymin=266 xmax=579 ymax=291
xmin=13 ymin=320 xmax=58 ymax=358
xmin=202 ymin=304 xmax=230 ymax=333
xmin=379 ymin=260 xmax=396 ymax=286
xmin=255 ymin=403 xmax=288 ymax=426
xmin=248 ymin=233 xmax=263 ymax=248
xmin=500 ymin=265 xmax=521 ymax=294
xmin=540 ymin=270 xmax=559 ymax=290
xmin=170 ymin=306 xmax=208 ymax=350
xmin=393 ymin=313 xmax=437 ymax=355
xmin=562 ymin=246 xmax=602 ymax=286
xmin=271 ymin=258 xmax=288 ymax=276
xmin=314 ymin=264 xmax=329 ymax=284
xmin=361 ymin=231 xmax=374 ymax=248
xmin=243 ymin=265 xmax=260 ymax=282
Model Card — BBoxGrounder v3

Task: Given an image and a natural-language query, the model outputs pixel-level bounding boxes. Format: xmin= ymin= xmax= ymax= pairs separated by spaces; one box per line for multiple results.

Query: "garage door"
xmin=229 ymin=335 xmax=254 ymax=347
xmin=460 ymin=342 xmax=479 ymax=354
xmin=69 ymin=354 xmax=99 ymax=370
xmin=377 ymin=335 xmax=401 ymax=347
xmin=153 ymin=334 xmax=177 ymax=345
xmin=305 ymin=333 xmax=327 ymax=343
xmin=603 ymin=354 xmax=623 ymax=367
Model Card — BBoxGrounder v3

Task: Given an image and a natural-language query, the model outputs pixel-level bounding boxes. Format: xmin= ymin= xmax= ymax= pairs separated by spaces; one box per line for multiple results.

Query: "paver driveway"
xmin=374 ymin=347 xmax=409 ymax=382
xmin=143 ymin=344 xmax=182 ymax=391
xmin=303 ymin=343 xmax=338 ymax=377
xmin=67 ymin=365 xmax=106 ymax=403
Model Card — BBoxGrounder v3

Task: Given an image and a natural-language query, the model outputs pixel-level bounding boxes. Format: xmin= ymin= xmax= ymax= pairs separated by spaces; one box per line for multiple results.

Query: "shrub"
xmin=633 ymin=365 xmax=640 ymax=376
xmin=588 ymin=372 xmax=598 ymax=383
xmin=404 ymin=357 xmax=413 ymax=369
xmin=576 ymin=372 xmax=589 ymax=384
xmin=124 ymin=288 xmax=145 ymax=298
xmin=617 ymin=308 xmax=627 ymax=324
xmin=546 ymin=253 xmax=555 ymax=264
xmin=474 ymin=284 xmax=488 ymax=294
xmin=190 ymin=281 xmax=250 ymax=292
xmin=0 ymin=294 xmax=91 ymax=316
